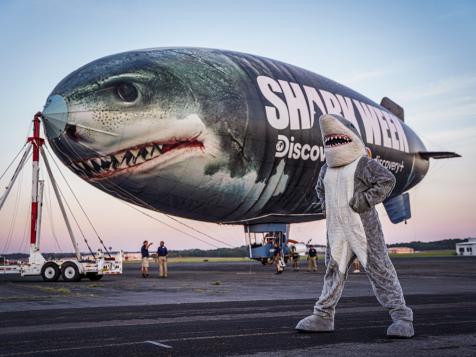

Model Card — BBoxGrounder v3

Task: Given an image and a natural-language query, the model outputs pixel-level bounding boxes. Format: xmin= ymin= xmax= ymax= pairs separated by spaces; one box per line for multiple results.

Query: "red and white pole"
xmin=28 ymin=112 xmax=45 ymax=250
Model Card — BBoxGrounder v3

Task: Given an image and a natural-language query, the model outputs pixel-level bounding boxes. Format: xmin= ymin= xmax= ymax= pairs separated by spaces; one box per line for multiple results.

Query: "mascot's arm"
xmin=315 ymin=164 xmax=327 ymax=216
xmin=350 ymin=159 xmax=396 ymax=213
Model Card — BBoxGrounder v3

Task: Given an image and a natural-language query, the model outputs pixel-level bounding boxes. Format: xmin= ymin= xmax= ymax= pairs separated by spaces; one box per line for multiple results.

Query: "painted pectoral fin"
xmin=314 ymin=183 xmax=326 ymax=216
xmin=318 ymin=198 xmax=326 ymax=217
xmin=316 ymin=164 xmax=327 ymax=216
xmin=349 ymin=191 xmax=371 ymax=213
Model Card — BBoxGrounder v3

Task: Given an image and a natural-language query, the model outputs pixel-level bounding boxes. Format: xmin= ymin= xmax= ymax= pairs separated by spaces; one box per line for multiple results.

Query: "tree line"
xmin=3 ymin=238 xmax=474 ymax=259
xmin=387 ymin=238 xmax=469 ymax=251
xmin=169 ymin=246 xmax=249 ymax=257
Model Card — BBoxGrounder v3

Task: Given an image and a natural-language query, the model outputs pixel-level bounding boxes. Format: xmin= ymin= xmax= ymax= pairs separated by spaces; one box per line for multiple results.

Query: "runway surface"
xmin=1 ymin=257 xmax=476 ymax=356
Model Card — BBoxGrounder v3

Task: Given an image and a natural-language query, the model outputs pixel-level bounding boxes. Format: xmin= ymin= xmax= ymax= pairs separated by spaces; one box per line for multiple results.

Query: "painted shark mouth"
xmin=324 ymin=134 xmax=352 ymax=148
xmin=69 ymin=138 xmax=204 ymax=179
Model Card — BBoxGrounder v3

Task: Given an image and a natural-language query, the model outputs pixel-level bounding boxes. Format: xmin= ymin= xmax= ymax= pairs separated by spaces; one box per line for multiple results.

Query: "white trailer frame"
xmin=0 ymin=113 xmax=123 ymax=282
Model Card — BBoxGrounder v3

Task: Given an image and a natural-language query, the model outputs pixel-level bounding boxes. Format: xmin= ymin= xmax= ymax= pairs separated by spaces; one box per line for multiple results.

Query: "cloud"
xmin=411 ymin=101 xmax=476 ymax=124
xmin=398 ymin=75 xmax=476 ymax=102
xmin=343 ymin=68 xmax=390 ymax=85
xmin=404 ymin=74 xmax=476 ymax=132
xmin=422 ymin=126 xmax=476 ymax=146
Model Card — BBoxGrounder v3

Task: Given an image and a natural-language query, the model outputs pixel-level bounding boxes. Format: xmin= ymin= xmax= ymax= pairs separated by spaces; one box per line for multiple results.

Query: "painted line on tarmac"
xmin=1 ymin=301 xmax=474 ymax=335
xmin=144 ymin=340 xmax=173 ymax=349
xmin=160 ymin=330 xmax=293 ymax=343
xmin=157 ymin=319 xmax=476 ymax=344
xmin=2 ymin=319 xmax=476 ymax=356
xmin=0 ymin=332 xmax=292 ymax=356
xmin=0 ymin=341 xmax=143 ymax=357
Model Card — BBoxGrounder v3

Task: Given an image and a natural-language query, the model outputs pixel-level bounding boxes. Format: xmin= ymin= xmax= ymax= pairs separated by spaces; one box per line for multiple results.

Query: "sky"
xmin=0 ymin=0 xmax=475 ymax=253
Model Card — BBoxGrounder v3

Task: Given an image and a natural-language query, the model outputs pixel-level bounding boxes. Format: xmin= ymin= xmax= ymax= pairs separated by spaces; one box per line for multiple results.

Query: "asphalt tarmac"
xmin=1 ymin=256 xmax=476 ymax=356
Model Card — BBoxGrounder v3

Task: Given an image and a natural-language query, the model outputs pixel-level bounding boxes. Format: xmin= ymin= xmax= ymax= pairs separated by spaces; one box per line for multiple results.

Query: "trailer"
xmin=0 ymin=113 xmax=122 ymax=282
xmin=0 ymin=250 xmax=123 ymax=282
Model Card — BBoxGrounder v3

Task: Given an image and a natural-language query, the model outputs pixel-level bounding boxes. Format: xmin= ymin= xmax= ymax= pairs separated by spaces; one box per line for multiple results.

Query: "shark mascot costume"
xmin=295 ymin=114 xmax=414 ymax=338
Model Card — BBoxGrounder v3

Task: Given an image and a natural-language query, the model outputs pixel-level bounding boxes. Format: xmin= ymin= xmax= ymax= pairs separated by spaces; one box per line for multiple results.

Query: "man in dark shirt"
xmin=308 ymin=245 xmax=318 ymax=272
xmin=141 ymin=240 xmax=153 ymax=278
xmin=157 ymin=241 xmax=168 ymax=278
xmin=291 ymin=245 xmax=300 ymax=271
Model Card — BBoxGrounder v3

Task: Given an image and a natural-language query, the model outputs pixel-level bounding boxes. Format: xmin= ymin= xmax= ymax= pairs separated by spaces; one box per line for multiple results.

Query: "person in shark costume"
xmin=295 ymin=114 xmax=414 ymax=338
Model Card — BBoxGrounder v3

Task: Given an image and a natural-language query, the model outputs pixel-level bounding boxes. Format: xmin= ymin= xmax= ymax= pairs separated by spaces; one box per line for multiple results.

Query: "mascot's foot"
xmin=387 ymin=320 xmax=414 ymax=338
xmin=295 ymin=314 xmax=334 ymax=332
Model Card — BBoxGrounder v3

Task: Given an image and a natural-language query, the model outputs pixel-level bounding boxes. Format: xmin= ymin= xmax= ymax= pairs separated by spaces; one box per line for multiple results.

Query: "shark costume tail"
xmin=296 ymin=114 xmax=414 ymax=338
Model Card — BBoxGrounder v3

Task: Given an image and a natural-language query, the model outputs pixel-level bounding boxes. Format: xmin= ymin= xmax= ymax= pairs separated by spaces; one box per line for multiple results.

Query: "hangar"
xmin=456 ymin=238 xmax=476 ymax=256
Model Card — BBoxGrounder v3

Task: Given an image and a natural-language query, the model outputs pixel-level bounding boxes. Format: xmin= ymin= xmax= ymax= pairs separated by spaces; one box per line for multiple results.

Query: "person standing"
xmin=157 ymin=241 xmax=168 ymax=278
xmin=141 ymin=240 xmax=153 ymax=278
xmin=273 ymin=241 xmax=283 ymax=274
xmin=307 ymin=245 xmax=318 ymax=272
xmin=291 ymin=245 xmax=300 ymax=271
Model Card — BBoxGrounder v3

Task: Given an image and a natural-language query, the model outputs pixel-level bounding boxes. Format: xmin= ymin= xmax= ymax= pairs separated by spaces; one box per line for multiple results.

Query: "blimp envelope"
xmin=42 ymin=48 xmax=431 ymax=224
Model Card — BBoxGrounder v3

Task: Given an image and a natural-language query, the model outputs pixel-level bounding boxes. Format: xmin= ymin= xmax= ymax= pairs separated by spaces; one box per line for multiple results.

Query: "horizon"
xmin=2 ymin=237 xmax=473 ymax=256
xmin=0 ymin=0 xmax=475 ymax=253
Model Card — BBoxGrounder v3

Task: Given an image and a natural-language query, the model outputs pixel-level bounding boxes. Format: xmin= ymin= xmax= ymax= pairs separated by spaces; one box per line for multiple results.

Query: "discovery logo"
xmin=275 ymin=135 xmax=325 ymax=162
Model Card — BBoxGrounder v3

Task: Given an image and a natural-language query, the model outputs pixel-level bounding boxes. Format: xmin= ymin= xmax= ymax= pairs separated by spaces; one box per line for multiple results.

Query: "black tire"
xmin=61 ymin=262 xmax=80 ymax=282
xmin=87 ymin=272 xmax=103 ymax=281
xmin=261 ymin=258 xmax=268 ymax=265
xmin=41 ymin=262 xmax=60 ymax=282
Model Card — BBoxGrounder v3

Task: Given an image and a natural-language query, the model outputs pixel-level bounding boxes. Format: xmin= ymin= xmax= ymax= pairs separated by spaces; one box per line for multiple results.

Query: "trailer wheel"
xmin=41 ymin=262 xmax=60 ymax=282
xmin=87 ymin=272 xmax=103 ymax=281
xmin=61 ymin=262 xmax=80 ymax=282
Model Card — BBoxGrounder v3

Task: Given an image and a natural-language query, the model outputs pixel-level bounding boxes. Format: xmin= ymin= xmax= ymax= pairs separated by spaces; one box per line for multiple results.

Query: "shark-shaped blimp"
xmin=41 ymin=48 xmax=459 ymax=225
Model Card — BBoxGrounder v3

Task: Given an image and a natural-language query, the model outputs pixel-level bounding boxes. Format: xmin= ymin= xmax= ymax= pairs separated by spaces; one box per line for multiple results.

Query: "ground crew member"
xmin=273 ymin=241 xmax=283 ymax=274
xmin=157 ymin=241 xmax=168 ymax=278
xmin=141 ymin=240 xmax=153 ymax=278
xmin=291 ymin=245 xmax=300 ymax=271
xmin=307 ymin=245 xmax=318 ymax=272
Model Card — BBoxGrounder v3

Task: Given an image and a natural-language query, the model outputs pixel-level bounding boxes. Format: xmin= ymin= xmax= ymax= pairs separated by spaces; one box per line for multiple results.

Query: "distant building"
xmin=456 ymin=238 xmax=476 ymax=256
xmin=124 ymin=252 xmax=142 ymax=261
xmin=388 ymin=247 xmax=414 ymax=254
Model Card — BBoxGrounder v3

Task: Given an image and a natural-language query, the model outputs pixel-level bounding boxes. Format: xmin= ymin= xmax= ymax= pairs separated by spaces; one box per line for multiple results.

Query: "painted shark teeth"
xmin=324 ymin=134 xmax=352 ymax=147
xmin=70 ymin=142 xmax=164 ymax=178
xmin=69 ymin=139 xmax=204 ymax=179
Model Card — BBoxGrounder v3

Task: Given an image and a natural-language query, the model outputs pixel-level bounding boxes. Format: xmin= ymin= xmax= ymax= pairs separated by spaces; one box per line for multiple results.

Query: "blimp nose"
xmin=42 ymin=94 xmax=69 ymax=139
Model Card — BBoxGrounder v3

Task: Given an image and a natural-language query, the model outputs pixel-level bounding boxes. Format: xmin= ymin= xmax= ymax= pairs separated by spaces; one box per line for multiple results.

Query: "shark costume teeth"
xmin=319 ymin=114 xmax=367 ymax=168
xmin=295 ymin=114 xmax=414 ymax=338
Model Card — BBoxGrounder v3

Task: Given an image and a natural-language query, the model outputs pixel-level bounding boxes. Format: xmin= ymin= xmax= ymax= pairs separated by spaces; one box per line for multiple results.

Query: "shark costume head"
xmin=319 ymin=114 xmax=366 ymax=168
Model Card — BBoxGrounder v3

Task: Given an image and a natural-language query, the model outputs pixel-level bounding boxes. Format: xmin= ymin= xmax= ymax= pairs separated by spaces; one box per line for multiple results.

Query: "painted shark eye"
xmin=114 ymin=82 xmax=138 ymax=102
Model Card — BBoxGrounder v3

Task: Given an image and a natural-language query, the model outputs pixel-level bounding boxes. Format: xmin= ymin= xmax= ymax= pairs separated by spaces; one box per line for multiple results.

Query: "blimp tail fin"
xmin=418 ymin=151 xmax=461 ymax=160
xmin=381 ymin=97 xmax=404 ymax=121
